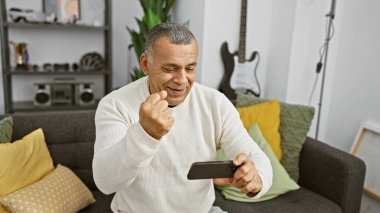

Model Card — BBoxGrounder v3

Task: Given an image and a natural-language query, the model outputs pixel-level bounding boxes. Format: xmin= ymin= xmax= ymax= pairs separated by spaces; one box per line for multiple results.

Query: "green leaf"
xmin=182 ymin=20 xmax=190 ymax=28
xmin=130 ymin=31 xmax=145 ymax=60
xmin=144 ymin=9 xmax=162 ymax=30
xmin=154 ymin=0 xmax=163 ymax=18
xmin=135 ymin=18 xmax=148 ymax=36
xmin=140 ymin=0 xmax=154 ymax=14
xmin=163 ymin=0 xmax=175 ymax=15
xmin=131 ymin=67 xmax=146 ymax=81
xmin=127 ymin=0 xmax=188 ymax=81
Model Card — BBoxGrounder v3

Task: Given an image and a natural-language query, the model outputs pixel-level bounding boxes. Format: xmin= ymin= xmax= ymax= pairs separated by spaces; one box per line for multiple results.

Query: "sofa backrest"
xmin=1 ymin=110 xmax=97 ymax=190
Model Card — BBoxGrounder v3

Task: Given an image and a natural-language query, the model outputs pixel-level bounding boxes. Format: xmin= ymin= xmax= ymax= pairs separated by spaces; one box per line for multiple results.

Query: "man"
xmin=93 ymin=22 xmax=272 ymax=213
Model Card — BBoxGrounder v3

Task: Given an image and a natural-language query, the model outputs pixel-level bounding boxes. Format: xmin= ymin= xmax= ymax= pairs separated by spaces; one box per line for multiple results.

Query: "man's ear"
xmin=140 ymin=53 xmax=149 ymax=75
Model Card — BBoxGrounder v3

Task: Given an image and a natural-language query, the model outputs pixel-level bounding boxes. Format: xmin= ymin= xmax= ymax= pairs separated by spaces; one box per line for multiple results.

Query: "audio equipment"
xmin=50 ymin=83 xmax=75 ymax=105
xmin=33 ymin=82 xmax=96 ymax=107
xmin=34 ymin=84 xmax=51 ymax=107
xmin=76 ymin=83 xmax=95 ymax=106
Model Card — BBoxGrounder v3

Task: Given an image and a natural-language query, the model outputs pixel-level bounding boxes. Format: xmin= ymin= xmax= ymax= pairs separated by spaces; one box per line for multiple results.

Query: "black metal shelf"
xmin=0 ymin=0 xmax=113 ymax=113
xmin=6 ymin=70 xmax=110 ymax=75
xmin=13 ymin=101 xmax=99 ymax=112
xmin=5 ymin=22 xmax=108 ymax=30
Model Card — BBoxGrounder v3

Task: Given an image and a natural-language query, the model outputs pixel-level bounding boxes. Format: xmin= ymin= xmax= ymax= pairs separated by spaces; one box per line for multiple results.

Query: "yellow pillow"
xmin=0 ymin=165 xmax=96 ymax=213
xmin=237 ymin=99 xmax=282 ymax=160
xmin=0 ymin=128 xmax=54 ymax=196
xmin=0 ymin=204 xmax=8 ymax=213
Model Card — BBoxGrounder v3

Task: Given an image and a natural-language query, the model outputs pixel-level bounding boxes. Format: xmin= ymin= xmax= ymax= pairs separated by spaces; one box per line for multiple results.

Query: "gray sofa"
xmin=2 ymin=110 xmax=365 ymax=213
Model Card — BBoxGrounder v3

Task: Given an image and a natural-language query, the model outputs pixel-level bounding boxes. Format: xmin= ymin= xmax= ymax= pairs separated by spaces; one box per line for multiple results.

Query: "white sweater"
xmin=93 ymin=77 xmax=272 ymax=213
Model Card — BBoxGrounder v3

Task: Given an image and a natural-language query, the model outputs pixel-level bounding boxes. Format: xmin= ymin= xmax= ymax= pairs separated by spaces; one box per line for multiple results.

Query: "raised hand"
xmin=139 ymin=90 xmax=174 ymax=140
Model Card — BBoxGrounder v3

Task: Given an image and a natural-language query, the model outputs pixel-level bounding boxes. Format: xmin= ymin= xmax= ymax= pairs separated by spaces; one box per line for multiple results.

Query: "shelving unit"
xmin=0 ymin=0 xmax=112 ymax=113
xmin=5 ymin=22 xmax=109 ymax=30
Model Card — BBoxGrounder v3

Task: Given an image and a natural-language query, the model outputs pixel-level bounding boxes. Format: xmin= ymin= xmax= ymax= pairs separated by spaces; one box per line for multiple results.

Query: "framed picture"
xmin=350 ymin=122 xmax=380 ymax=201
xmin=43 ymin=0 xmax=80 ymax=23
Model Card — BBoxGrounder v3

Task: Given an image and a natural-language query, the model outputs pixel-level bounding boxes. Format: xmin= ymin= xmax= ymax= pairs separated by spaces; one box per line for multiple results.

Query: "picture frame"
xmin=350 ymin=121 xmax=380 ymax=201
xmin=43 ymin=0 xmax=80 ymax=23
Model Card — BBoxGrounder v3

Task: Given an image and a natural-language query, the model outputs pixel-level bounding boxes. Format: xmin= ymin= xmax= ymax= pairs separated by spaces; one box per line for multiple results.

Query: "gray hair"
xmin=144 ymin=22 xmax=197 ymax=61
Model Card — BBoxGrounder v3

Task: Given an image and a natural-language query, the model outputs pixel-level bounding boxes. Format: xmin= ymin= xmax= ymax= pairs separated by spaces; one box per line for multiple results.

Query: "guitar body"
xmin=219 ymin=0 xmax=261 ymax=100
xmin=218 ymin=42 xmax=238 ymax=100
xmin=230 ymin=51 xmax=260 ymax=97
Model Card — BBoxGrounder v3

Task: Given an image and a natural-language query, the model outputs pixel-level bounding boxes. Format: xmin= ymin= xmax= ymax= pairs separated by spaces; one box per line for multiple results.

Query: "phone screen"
xmin=187 ymin=160 xmax=239 ymax=180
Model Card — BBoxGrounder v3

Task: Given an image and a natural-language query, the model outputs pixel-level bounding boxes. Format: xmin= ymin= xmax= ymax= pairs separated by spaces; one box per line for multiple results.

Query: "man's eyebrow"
xmin=187 ymin=62 xmax=197 ymax=66
xmin=161 ymin=62 xmax=197 ymax=67
xmin=162 ymin=63 xmax=178 ymax=67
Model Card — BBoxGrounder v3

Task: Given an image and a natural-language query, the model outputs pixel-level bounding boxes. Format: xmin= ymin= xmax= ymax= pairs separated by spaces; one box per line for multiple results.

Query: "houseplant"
xmin=127 ymin=0 xmax=175 ymax=81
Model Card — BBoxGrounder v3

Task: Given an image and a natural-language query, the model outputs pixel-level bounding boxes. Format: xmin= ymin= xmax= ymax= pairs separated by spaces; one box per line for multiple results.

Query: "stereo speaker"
xmin=34 ymin=84 xmax=51 ymax=106
xmin=76 ymin=83 xmax=95 ymax=106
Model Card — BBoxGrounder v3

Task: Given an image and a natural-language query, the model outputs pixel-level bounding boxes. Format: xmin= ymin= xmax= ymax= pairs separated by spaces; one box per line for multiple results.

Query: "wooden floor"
xmin=361 ymin=193 xmax=380 ymax=213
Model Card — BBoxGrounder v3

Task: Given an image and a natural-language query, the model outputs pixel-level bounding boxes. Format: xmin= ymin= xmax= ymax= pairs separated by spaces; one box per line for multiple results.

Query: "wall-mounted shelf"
xmin=5 ymin=22 xmax=109 ymax=30
xmin=13 ymin=100 xmax=100 ymax=112
xmin=0 ymin=0 xmax=113 ymax=113
xmin=5 ymin=70 xmax=110 ymax=75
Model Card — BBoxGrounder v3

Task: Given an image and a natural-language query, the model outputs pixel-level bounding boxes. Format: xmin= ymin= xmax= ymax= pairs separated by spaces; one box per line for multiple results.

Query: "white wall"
xmin=1 ymin=0 xmax=380 ymax=210
xmin=286 ymin=0 xmax=340 ymax=140
xmin=2 ymin=0 xmax=380 ymax=155
xmin=174 ymin=0 xmax=380 ymax=156
xmin=263 ymin=0 xmax=297 ymax=100
xmin=112 ymin=0 xmax=142 ymax=89
xmin=286 ymin=0 xmax=380 ymax=153
xmin=324 ymin=0 xmax=380 ymax=150
xmin=327 ymin=2 xmax=380 ymax=209
xmin=0 ymin=0 xmax=143 ymax=113
xmin=199 ymin=0 xmax=273 ymax=92
xmin=280 ymin=2 xmax=380 ymax=210
xmin=172 ymin=0 xmax=206 ymax=83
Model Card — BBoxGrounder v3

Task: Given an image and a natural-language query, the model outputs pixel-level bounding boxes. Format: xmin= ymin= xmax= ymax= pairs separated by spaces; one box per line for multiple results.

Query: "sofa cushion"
xmin=236 ymin=93 xmax=315 ymax=181
xmin=79 ymin=191 xmax=114 ymax=213
xmin=9 ymin=111 xmax=97 ymax=190
xmin=0 ymin=165 xmax=95 ymax=213
xmin=0 ymin=128 xmax=54 ymax=196
xmin=214 ymin=187 xmax=341 ymax=213
xmin=0 ymin=205 xmax=7 ymax=213
xmin=216 ymin=124 xmax=299 ymax=202
xmin=0 ymin=116 xmax=13 ymax=143
xmin=237 ymin=99 xmax=282 ymax=160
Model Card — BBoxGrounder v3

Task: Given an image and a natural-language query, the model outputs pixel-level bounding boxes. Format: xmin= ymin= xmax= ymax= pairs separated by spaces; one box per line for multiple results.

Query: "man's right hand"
xmin=139 ymin=90 xmax=174 ymax=140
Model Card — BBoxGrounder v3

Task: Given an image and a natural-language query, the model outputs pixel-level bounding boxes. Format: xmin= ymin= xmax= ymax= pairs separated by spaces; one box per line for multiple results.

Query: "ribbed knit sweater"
xmin=92 ymin=77 xmax=272 ymax=213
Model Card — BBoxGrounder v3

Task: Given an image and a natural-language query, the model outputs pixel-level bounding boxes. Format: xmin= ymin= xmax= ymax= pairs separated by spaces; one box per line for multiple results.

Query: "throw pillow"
xmin=0 ymin=204 xmax=8 ymax=213
xmin=215 ymin=124 xmax=299 ymax=202
xmin=0 ymin=128 xmax=54 ymax=196
xmin=0 ymin=164 xmax=96 ymax=213
xmin=0 ymin=116 xmax=13 ymax=143
xmin=237 ymin=99 xmax=282 ymax=160
xmin=236 ymin=93 xmax=315 ymax=181
xmin=0 ymin=117 xmax=12 ymax=211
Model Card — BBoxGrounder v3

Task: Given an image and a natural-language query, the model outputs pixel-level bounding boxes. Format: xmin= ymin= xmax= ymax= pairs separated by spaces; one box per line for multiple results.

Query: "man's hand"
xmin=213 ymin=153 xmax=263 ymax=197
xmin=139 ymin=90 xmax=174 ymax=140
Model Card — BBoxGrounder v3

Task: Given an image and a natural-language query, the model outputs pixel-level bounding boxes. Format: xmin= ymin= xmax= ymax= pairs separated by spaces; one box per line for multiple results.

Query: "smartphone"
xmin=187 ymin=160 xmax=240 ymax=180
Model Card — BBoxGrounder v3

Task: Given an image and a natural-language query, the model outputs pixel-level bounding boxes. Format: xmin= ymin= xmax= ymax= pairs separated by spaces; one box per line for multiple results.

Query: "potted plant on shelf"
xmin=127 ymin=0 xmax=175 ymax=81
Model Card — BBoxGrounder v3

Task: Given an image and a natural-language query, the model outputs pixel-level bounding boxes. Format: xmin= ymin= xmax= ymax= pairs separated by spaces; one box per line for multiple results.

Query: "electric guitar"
xmin=218 ymin=0 xmax=260 ymax=101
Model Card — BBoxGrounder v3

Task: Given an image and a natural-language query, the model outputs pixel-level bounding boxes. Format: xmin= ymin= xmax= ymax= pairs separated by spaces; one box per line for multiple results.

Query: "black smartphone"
xmin=187 ymin=160 xmax=240 ymax=180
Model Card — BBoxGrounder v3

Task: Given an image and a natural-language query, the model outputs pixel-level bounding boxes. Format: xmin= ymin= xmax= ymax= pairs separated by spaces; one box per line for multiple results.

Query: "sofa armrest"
xmin=298 ymin=137 xmax=365 ymax=213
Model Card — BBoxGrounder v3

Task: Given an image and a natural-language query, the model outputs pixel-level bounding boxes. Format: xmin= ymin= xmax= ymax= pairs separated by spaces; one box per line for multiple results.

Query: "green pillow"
xmin=215 ymin=124 xmax=299 ymax=202
xmin=236 ymin=93 xmax=315 ymax=181
xmin=0 ymin=116 xmax=13 ymax=143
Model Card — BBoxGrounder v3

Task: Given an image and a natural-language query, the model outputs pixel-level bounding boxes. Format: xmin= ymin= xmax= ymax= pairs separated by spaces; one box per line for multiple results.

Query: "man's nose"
xmin=173 ymin=69 xmax=187 ymax=84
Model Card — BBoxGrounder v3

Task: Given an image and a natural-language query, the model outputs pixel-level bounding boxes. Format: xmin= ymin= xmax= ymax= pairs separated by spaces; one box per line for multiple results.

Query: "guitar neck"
xmin=238 ymin=0 xmax=247 ymax=63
